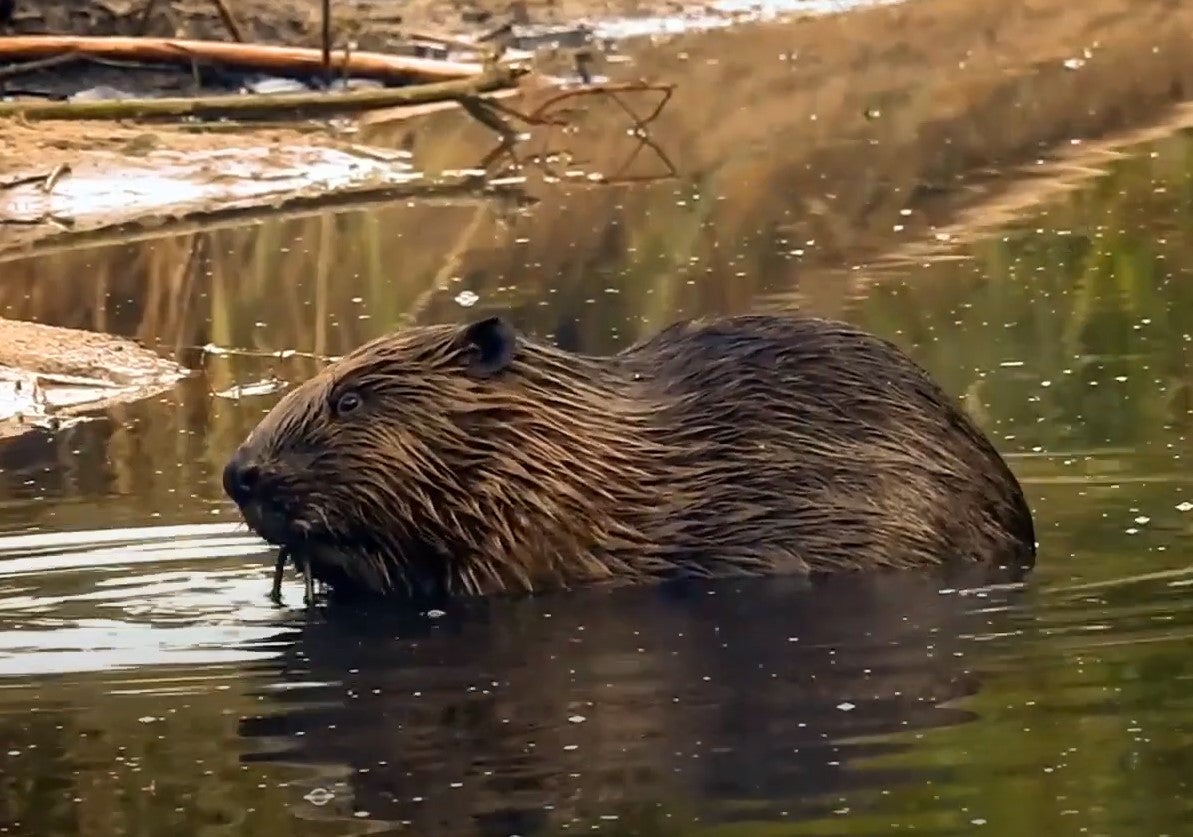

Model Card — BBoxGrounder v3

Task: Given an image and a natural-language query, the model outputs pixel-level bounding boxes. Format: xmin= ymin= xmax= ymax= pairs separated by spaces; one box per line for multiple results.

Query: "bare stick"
xmin=321 ymin=0 xmax=332 ymax=85
xmin=527 ymin=81 xmax=675 ymax=126
xmin=41 ymin=163 xmax=71 ymax=193
xmin=208 ymin=0 xmax=245 ymax=43
xmin=0 ymin=52 xmax=80 ymax=82
xmin=0 ymin=67 xmax=524 ymax=121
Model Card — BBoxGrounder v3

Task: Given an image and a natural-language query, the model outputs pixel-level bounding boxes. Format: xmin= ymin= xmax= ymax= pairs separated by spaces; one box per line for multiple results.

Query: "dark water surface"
xmin=3 ymin=45 xmax=1193 ymax=837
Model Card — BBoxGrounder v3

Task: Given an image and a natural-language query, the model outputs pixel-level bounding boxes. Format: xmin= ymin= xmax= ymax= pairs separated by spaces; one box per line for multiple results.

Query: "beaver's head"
xmin=222 ymin=317 xmax=660 ymax=600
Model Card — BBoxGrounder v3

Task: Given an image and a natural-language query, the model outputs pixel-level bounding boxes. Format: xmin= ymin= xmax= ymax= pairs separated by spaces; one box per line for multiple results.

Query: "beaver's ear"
xmin=457 ymin=316 xmax=517 ymax=378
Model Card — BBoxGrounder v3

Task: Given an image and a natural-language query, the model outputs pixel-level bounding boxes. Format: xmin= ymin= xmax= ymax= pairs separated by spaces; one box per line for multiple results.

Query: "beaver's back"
xmin=618 ymin=314 xmax=1036 ymax=575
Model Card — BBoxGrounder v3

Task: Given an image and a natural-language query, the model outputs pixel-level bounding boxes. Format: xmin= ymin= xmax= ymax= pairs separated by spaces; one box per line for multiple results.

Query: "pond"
xmin=2 ymin=86 xmax=1193 ymax=837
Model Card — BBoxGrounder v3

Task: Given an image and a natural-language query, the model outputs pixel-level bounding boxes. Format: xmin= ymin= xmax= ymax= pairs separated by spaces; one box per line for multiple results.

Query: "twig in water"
xmin=457 ymin=80 xmax=680 ymax=185
xmin=605 ymin=132 xmax=679 ymax=183
xmin=527 ymin=81 xmax=675 ymax=127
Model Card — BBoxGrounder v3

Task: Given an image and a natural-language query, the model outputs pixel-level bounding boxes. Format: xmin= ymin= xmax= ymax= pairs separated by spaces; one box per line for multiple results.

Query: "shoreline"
xmin=2 ymin=0 xmax=1191 ymax=264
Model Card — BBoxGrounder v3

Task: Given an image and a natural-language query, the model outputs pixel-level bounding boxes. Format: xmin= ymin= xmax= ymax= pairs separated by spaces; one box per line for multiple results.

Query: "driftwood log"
xmin=0 ymin=34 xmax=490 ymax=84
xmin=0 ymin=65 xmax=526 ymax=120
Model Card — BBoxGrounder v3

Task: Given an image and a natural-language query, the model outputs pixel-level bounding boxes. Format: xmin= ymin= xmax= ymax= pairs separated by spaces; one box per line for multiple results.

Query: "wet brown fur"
xmin=225 ymin=313 xmax=1036 ymax=599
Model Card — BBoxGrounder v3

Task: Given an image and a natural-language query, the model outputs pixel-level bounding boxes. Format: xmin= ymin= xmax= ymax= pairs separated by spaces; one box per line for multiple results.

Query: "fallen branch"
xmin=459 ymin=80 xmax=679 ymax=183
xmin=0 ymin=65 xmax=526 ymax=121
xmin=0 ymin=52 xmax=78 ymax=82
xmin=0 ymin=175 xmax=535 ymax=263
xmin=0 ymin=35 xmax=494 ymax=85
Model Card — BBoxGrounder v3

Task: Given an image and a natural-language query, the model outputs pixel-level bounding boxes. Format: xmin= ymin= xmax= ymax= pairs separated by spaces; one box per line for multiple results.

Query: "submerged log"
xmin=0 ymin=34 xmax=491 ymax=84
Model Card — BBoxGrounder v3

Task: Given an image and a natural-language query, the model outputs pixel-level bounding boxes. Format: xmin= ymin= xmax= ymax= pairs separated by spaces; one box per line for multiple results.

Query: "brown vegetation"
xmin=397 ymin=0 xmax=1193 ymax=305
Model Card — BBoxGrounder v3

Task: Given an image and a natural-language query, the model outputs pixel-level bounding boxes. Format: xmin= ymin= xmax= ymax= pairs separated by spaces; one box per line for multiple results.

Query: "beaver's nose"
xmin=222 ymin=449 xmax=262 ymax=505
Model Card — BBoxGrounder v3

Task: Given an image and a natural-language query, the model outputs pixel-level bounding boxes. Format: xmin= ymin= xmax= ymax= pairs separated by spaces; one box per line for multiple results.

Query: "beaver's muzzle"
xmin=223 ymin=445 xmax=322 ymax=551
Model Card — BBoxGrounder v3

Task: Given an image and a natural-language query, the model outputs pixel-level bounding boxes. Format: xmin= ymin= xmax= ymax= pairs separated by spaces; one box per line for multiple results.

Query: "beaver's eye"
xmin=333 ymin=390 xmax=363 ymax=418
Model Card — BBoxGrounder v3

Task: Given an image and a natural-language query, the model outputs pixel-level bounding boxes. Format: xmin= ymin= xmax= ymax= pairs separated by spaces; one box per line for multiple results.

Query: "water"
xmin=3 ymin=46 xmax=1193 ymax=837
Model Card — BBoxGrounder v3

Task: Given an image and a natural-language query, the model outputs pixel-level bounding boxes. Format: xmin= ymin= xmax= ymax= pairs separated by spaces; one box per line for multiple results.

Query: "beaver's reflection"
xmin=239 ymin=566 xmax=1027 ymax=836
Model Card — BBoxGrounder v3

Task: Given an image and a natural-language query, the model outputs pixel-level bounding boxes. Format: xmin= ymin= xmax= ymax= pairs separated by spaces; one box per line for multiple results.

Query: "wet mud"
xmin=0 ymin=318 xmax=188 ymax=439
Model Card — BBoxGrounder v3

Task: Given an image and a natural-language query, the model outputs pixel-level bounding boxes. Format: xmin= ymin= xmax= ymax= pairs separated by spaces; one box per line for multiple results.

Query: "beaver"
xmin=222 ymin=313 xmax=1036 ymax=600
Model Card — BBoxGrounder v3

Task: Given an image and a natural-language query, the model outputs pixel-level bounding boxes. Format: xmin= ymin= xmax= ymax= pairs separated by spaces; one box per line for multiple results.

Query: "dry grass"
xmin=405 ymin=0 xmax=1193 ymax=297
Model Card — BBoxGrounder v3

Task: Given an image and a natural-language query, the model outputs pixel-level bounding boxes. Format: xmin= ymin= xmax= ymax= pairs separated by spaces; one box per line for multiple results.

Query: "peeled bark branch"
xmin=0 ymin=34 xmax=488 ymax=84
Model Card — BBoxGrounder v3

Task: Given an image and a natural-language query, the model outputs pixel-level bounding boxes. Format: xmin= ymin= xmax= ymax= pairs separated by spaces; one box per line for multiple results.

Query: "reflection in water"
xmin=2 ymin=24 xmax=1193 ymax=837
xmin=237 ymin=571 xmax=1015 ymax=835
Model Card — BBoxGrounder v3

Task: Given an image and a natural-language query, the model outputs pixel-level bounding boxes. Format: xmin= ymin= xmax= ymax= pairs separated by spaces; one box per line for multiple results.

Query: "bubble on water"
xmin=568 ymin=714 xmax=587 ymax=724
xmin=454 ymin=290 xmax=479 ymax=308
xmin=1177 ymin=502 xmax=1193 ymax=512
xmin=304 ymin=788 xmax=334 ymax=806
xmin=836 ymin=702 xmax=856 ymax=712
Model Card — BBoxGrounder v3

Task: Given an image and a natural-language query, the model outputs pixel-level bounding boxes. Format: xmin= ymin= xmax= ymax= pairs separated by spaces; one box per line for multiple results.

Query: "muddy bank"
xmin=0 ymin=119 xmax=532 ymax=254
xmin=0 ymin=318 xmax=188 ymax=439
xmin=3 ymin=0 xmax=1192 ymax=264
